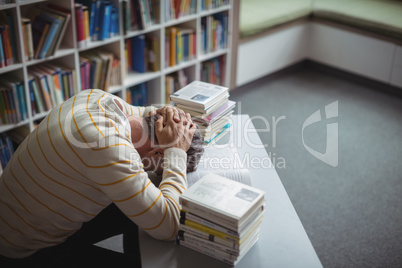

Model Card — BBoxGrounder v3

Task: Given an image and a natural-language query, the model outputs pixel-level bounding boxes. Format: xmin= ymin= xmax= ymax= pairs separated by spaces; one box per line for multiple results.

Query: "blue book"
xmin=99 ymin=1 xmax=112 ymax=40
xmin=89 ymin=0 xmax=96 ymax=38
xmin=110 ymin=7 xmax=118 ymax=37
xmin=17 ymin=82 xmax=27 ymax=121
xmin=183 ymin=34 xmax=189 ymax=61
xmin=4 ymin=135 xmax=14 ymax=160
xmin=132 ymin=35 xmax=145 ymax=73
xmin=0 ymin=136 xmax=7 ymax=169
xmin=0 ymin=26 xmax=5 ymax=67
xmin=37 ymin=13 xmax=62 ymax=58
xmin=0 ymin=134 xmax=10 ymax=165
xmin=92 ymin=0 xmax=102 ymax=41
xmin=28 ymin=80 xmax=36 ymax=116
xmin=140 ymin=83 xmax=147 ymax=105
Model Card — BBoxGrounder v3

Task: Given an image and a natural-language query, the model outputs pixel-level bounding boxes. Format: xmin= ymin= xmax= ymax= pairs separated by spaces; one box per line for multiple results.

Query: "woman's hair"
xmin=144 ymin=115 xmax=204 ymax=173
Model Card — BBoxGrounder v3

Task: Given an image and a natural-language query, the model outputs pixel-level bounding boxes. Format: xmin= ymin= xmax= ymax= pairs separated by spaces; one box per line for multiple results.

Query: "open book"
xmin=187 ymin=145 xmax=251 ymax=188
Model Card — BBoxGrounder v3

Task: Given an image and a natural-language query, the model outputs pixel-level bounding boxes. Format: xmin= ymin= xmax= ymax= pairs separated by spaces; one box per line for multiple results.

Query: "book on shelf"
xmin=165 ymin=0 xmax=197 ymax=21
xmin=165 ymin=26 xmax=195 ymax=67
xmin=200 ymin=12 xmax=228 ymax=54
xmin=28 ymin=4 xmax=70 ymax=59
xmin=201 ymin=56 xmax=226 ymax=86
xmin=28 ymin=63 xmax=76 ymax=111
xmin=0 ymin=77 xmax=26 ymax=124
xmin=21 ymin=18 xmax=34 ymax=61
xmin=126 ymin=34 xmax=160 ymax=73
xmin=80 ymin=49 xmax=120 ymax=91
xmin=123 ymin=0 xmax=158 ymax=32
xmin=165 ymin=69 xmax=189 ymax=104
xmin=0 ymin=10 xmax=17 ymax=67
xmin=201 ymin=0 xmax=230 ymax=11
xmin=76 ymin=0 xmax=119 ymax=44
xmin=127 ymin=82 xmax=148 ymax=106
xmin=178 ymin=173 xmax=265 ymax=265
xmin=0 ymin=24 xmax=13 ymax=66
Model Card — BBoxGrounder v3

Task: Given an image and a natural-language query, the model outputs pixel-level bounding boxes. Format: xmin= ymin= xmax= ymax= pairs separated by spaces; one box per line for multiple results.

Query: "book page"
xmin=187 ymin=145 xmax=252 ymax=188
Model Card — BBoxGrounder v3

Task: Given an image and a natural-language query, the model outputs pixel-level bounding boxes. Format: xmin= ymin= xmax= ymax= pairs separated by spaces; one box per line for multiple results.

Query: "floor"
xmin=229 ymin=61 xmax=402 ymax=267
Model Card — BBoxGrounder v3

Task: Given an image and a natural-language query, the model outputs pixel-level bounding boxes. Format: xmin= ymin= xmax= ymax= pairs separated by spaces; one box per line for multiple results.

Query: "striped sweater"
xmin=0 ymin=89 xmax=188 ymax=258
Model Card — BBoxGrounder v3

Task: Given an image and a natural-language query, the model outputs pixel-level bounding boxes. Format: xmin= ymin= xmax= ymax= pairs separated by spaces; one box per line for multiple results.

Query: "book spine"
xmin=181 ymin=218 xmax=239 ymax=242
xmin=6 ymin=13 xmax=16 ymax=61
xmin=30 ymin=78 xmax=44 ymax=113
xmin=52 ymin=70 xmax=63 ymax=105
xmin=16 ymin=82 xmax=26 ymax=121
xmin=132 ymin=35 xmax=145 ymax=73
xmin=0 ymin=32 xmax=4 ymax=67
xmin=5 ymin=25 xmax=13 ymax=65
xmin=1 ymin=26 xmax=11 ymax=65
xmin=178 ymin=230 xmax=239 ymax=255
xmin=180 ymin=199 xmax=239 ymax=230
xmin=38 ymin=75 xmax=52 ymax=111
xmin=1 ymin=89 xmax=11 ymax=123
xmin=34 ymin=23 xmax=49 ymax=59
xmin=83 ymin=6 xmax=90 ymax=42
xmin=39 ymin=19 xmax=61 ymax=59
xmin=179 ymin=224 xmax=239 ymax=249
xmin=176 ymin=238 xmax=236 ymax=265
xmin=0 ymin=90 xmax=6 ymax=124
xmin=100 ymin=2 xmax=111 ymax=40
xmin=169 ymin=27 xmax=176 ymax=66
xmin=76 ymin=4 xmax=85 ymax=48
xmin=29 ymin=82 xmax=35 ymax=116
xmin=92 ymin=0 xmax=102 ymax=41
xmin=181 ymin=211 xmax=240 ymax=237
xmin=25 ymin=20 xmax=34 ymax=60
xmin=6 ymin=89 xmax=17 ymax=123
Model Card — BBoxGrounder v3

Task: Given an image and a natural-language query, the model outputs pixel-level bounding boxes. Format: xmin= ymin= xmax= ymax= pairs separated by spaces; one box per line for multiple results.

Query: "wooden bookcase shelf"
xmin=0 ymin=0 xmax=233 ymax=135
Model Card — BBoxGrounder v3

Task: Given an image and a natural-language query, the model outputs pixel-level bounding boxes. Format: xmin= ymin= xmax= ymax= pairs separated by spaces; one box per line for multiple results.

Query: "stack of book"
xmin=178 ymin=173 xmax=265 ymax=266
xmin=170 ymin=81 xmax=235 ymax=144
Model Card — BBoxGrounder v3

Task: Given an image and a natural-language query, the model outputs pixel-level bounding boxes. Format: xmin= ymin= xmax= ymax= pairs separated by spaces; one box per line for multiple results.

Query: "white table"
xmin=138 ymin=115 xmax=323 ymax=267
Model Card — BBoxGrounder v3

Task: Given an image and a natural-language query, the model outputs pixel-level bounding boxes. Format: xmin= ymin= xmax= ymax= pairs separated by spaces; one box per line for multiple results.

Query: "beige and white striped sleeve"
xmin=84 ymin=144 xmax=187 ymax=241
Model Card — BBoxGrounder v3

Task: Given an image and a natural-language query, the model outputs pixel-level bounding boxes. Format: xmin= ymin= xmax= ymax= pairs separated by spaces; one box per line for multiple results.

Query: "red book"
xmin=0 ymin=26 xmax=10 ymax=66
xmin=75 ymin=4 xmax=84 ymax=47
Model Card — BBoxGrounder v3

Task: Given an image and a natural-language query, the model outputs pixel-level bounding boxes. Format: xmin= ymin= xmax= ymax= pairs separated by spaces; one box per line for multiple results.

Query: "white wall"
xmin=236 ymin=22 xmax=401 ymax=88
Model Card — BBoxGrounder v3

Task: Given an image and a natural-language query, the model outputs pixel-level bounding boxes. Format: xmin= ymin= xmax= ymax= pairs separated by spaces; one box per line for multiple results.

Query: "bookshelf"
xmin=0 ymin=0 xmax=233 ymax=140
